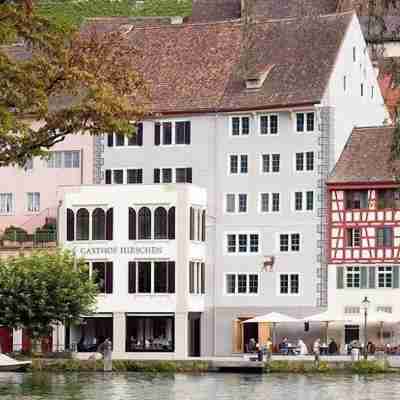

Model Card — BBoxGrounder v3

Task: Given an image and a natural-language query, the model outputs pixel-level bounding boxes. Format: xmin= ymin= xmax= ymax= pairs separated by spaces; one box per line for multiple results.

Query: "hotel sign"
xmin=73 ymin=245 xmax=165 ymax=257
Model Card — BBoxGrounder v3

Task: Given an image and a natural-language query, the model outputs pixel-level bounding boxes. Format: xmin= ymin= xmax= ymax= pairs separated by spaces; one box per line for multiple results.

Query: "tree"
xmin=0 ymin=250 xmax=98 ymax=343
xmin=0 ymin=1 xmax=148 ymax=167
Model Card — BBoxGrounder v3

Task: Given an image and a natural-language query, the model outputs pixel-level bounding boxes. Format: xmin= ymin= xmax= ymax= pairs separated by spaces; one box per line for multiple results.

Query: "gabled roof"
xmin=125 ymin=11 xmax=353 ymax=114
xmin=328 ymin=126 xmax=400 ymax=184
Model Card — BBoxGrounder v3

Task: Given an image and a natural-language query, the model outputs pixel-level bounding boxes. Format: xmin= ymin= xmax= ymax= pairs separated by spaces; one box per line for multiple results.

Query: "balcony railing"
xmin=1 ymin=229 xmax=57 ymax=249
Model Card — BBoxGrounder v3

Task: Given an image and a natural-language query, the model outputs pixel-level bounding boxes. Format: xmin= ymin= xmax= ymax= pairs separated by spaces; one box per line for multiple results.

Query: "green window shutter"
xmin=361 ymin=267 xmax=368 ymax=288
xmin=393 ymin=266 xmax=399 ymax=289
xmin=337 ymin=267 xmax=344 ymax=289
xmin=369 ymin=267 xmax=375 ymax=289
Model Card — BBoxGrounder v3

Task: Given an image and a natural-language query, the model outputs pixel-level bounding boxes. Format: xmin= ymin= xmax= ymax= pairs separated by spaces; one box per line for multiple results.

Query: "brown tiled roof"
xmin=191 ymin=0 xmax=241 ymax=22
xmin=328 ymin=126 xmax=400 ymax=183
xmin=126 ymin=12 xmax=353 ymax=114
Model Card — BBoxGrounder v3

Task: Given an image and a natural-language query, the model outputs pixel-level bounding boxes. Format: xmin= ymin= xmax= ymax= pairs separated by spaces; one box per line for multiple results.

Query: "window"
xmin=189 ymin=207 xmax=204 ymax=241
xmin=353 ymin=46 xmax=356 ymax=62
xmin=47 ymin=151 xmax=80 ymax=168
xmin=225 ymin=273 xmax=259 ymax=294
xmin=376 ymin=227 xmax=393 ymax=247
xmin=231 ymin=116 xmax=250 ymax=136
xmin=168 ymin=207 xmax=176 ymax=240
xmin=279 ymin=233 xmax=300 ymax=252
xmin=378 ymin=266 xmax=393 ymax=288
xmin=126 ymin=315 xmax=174 ymax=352
xmin=76 ymin=208 xmax=89 ymax=241
xmin=155 ymin=121 xmax=191 ymax=145
xmin=346 ymin=267 xmax=360 ymax=288
xmin=66 ymin=209 xmax=75 ymax=241
xmin=138 ymin=262 xmax=152 ymax=293
xmin=128 ymin=208 xmax=136 ymax=240
xmin=153 ymin=168 xmax=192 ymax=183
xmin=345 ymin=190 xmax=368 ymax=209
xmin=238 ymin=194 xmax=247 ymax=213
xmin=113 ymin=169 xmax=124 ymax=184
xmin=306 ymin=152 xmax=314 ymax=171
xmin=295 ymin=153 xmax=304 ymax=171
xmin=261 ymin=153 xmax=280 ymax=173
xmin=226 ymin=233 xmax=259 ymax=254
xmin=106 ymin=208 xmax=114 ymax=241
xmin=294 ymin=191 xmax=314 ymax=211
xmin=343 ymin=75 xmax=346 ymax=92
xmin=225 ymin=194 xmax=247 ymax=213
xmin=279 ymin=274 xmax=299 ymax=294
xmin=295 ymin=152 xmax=314 ymax=171
xmin=189 ymin=262 xmax=205 ymax=294
xmin=128 ymin=123 xmax=143 ymax=146
xmin=154 ymin=207 xmax=168 ymax=239
xmin=138 ymin=207 xmax=151 ymax=240
xmin=371 ymin=85 xmax=374 ymax=99
xmin=176 ymin=167 xmax=192 ymax=183
xmin=92 ymin=262 xmax=113 ymax=294
xmin=154 ymin=262 xmax=175 ymax=293
xmin=116 ymin=134 xmax=125 ymax=146
xmin=92 ymin=208 xmax=106 ymax=240
xmin=229 ymin=154 xmax=248 ymax=174
xmin=226 ymin=194 xmax=235 ymax=213
xmin=296 ymin=112 xmax=314 ymax=133
xmin=27 ymin=192 xmax=40 ymax=212
xmin=377 ymin=189 xmax=400 ymax=209
xmin=361 ymin=83 xmax=364 ymax=97
xmin=127 ymin=169 xmax=143 ymax=184
xmin=24 ymin=158 xmax=33 ymax=170
xmin=346 ymin=228 xmax=361 ymax=247
xmin=259 ymin=114 xmax=278 ymax=135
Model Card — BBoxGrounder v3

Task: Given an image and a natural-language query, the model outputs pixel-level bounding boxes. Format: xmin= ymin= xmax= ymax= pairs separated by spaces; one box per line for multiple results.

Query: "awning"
xmin=243 ymin=312 xmax=299 ymax=324
xmin=126 ymin=313 xmax=174 ymax=317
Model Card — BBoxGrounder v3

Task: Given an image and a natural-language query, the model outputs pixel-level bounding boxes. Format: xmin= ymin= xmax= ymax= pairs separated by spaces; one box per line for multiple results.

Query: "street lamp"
xmin=361 ymin=296 xmax=371 ymax=360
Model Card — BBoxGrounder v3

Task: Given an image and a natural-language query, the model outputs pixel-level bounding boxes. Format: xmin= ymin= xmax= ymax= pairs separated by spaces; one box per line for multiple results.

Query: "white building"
xmin=57 ymin=184 xmax=206 ymax=358
xmin=92 ymin=11 xmax=388 ymax=356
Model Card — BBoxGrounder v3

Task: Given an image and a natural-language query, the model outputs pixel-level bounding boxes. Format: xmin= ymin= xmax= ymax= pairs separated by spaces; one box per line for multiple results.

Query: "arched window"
xmin=168 ymin=207 xmax=175 ymax=240
xmin=92 ymin=208 xmax=106 ymax=240
xmin=128 ymin=207 xmax=136 ymax=240
xmin=76 ymin=208 xmax=89 ymax=241
xmin=201 ymin=210 xmax=206 ymax=242
xmin=138 ymin=207 xmax=151 ymax=239
xmin=66 ymin=208 xmax=75 ymax=241
xmin=154 ymin=207 xmax=167 ymax=239
xmin=106 ymin=208 xmax=114 ymax=240
xmin=189 ymin=207 xmax=194 ymax=240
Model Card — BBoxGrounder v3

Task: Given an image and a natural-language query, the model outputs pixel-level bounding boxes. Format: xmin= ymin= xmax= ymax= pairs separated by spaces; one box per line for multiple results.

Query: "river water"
xmin=1 ymin=372 xmax=400 ymax=400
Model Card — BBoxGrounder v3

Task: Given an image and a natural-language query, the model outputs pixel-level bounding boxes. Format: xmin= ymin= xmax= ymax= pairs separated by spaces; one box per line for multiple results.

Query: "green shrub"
xmin=351 ymin=360 xmax=388 ymax=374
xmin=3 ymin=226 xmax=29 ymax=242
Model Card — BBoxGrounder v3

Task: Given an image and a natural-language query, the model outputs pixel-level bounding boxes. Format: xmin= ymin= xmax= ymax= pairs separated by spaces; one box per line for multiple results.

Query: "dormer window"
xmin=244 ymin=65 xmax=274 ymax=90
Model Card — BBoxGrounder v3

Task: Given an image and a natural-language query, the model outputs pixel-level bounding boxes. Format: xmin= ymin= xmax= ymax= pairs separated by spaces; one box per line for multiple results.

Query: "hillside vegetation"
xmin=37 ymin=0 xmax=192 ymax=29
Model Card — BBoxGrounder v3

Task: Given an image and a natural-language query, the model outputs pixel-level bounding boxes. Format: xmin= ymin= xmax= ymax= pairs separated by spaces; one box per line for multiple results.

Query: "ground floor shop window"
xmin=71 ymin=316 xmax=113 ymax=352
xmin=126 ymin=315 xmax=174 ymax=352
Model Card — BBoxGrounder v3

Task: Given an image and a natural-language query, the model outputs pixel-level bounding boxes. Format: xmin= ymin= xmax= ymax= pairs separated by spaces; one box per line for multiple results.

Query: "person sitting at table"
xmin=367 ymin=341 xmax=376 ymax=355
xmin=328 ymin=338 xmax=338 ymax=355
xmin=279 ymin=337 xmax=289 ymax=355
xmin=297 ymin=339 xmax=308 ymax=355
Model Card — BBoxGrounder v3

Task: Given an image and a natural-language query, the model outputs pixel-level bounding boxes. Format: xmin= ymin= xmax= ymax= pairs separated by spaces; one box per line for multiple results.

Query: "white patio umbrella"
xmin=343 ymin=311 xmax=399 ymax=345
xmin=304 ymin=310 xmax=346 ymax=343
xmin=243 ymin=312 xmax=299 ymax=348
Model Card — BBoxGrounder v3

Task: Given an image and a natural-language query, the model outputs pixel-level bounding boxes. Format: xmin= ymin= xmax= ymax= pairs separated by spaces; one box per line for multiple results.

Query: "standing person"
xmin=313 ymin=338 xmax=321 ymax=363
xmin=298 ymin=339 xmax=308 ymax=355
xmin=279 ymin=337 xmax=289 ymax=355
xmin=98 ymin=338 xmax=113 ymax=372
xmin=328 ymin=338 xmax=338 ymax=355
xmin=265 ymin=337 xmax=273 ymax=361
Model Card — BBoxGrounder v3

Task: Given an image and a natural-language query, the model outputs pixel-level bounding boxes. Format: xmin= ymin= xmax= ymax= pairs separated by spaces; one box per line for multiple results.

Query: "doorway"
xmin=243 ymin=322 xmax=258 ymax=353
xmin=188 ymin=313 xmax=201 ymax=357
xmin=345 ymin=325 xmax=360 ymax=344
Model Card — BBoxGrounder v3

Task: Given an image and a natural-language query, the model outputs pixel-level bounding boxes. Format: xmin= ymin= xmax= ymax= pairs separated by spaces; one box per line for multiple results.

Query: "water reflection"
xmin=0 ymin=373 xmax=400 ymax=400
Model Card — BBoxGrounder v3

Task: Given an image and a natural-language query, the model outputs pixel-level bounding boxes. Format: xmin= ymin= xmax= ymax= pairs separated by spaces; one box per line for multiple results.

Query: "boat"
xmin=0 ymin=354 xmax=31 ymax=371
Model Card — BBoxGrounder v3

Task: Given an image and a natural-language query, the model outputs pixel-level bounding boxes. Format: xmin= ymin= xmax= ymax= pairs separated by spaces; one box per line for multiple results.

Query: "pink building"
xmin=0 ymin=121 xmax=95 ymax=234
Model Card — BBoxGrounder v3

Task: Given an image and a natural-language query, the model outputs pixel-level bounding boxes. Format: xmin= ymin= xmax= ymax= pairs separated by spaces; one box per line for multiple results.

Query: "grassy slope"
xmin=37 ymin=0 xmax=192 ymax=29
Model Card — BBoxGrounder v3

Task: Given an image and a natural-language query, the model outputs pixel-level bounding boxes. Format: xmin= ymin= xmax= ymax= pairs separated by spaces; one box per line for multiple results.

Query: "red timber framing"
xmin=328 ymin=183 xmax=400 ymax=264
